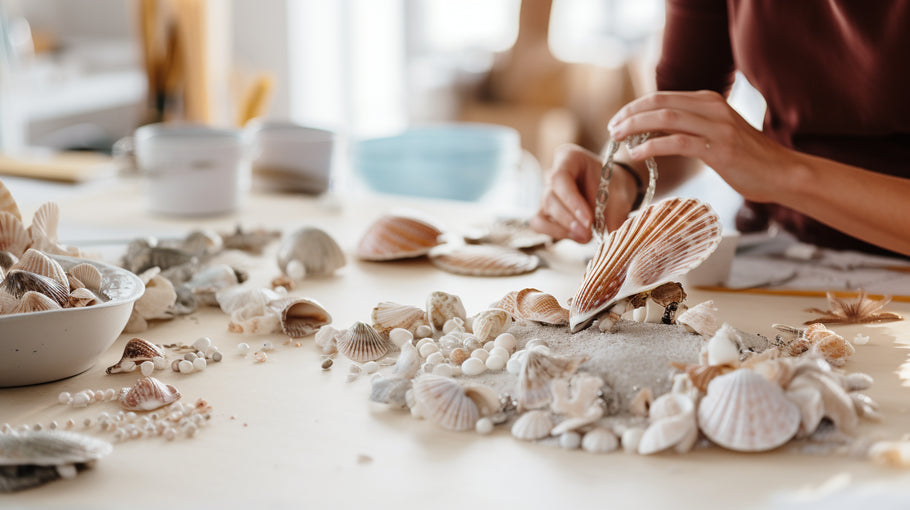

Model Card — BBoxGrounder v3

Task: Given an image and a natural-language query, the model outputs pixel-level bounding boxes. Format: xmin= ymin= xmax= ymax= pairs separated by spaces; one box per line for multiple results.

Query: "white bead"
xmin=506 ymin=357 xmax=522 ymax=375
xmin=389 ymin=328 xmax=413 ymax=347
xmin=450 ymin=365 xmax=462 ymax=377
xmin=493 ymin=333 xmax=517 ymax=352
xmin=489 ymin=346 xmax=510 ymax=359
xmin=432 ymin=364 xmax=453 ymax=377
xmin=482 ymin=341 xmax=496 ymax=351
xmin=193 ymin=357 xmax=207 ymax=371
xmin=426 ymin=352 xmax=445 ymax=365
xmin=104 ymin=389 xmax=117 ymax=400
xmin=461 ymin=357 xmax=486 ymax=376
xmin=470 ymin=349 xmax=489 ymax=362
xmin=71 ymin=392 xmax=91 ymax=407
xmin=362 ymin=361 xmax=380 ymax=374
xmin=178 ymin=360 xmax=194 ymax=373
xmin=193 ymin=337 xmax=213 ymax=352
xmin=418 ymin=342 xmax=439 ymax=358
xmin=559 ymin=432 xmax=581 ymax=450
xmin=58 ymin=392 xmax=72 ymax=405
xmin=164 ymin=428 xmax=177 ymax=441
xmin=237 ymin=343 xmax=251 ymax=355
xmin=475 ymin=417 xmax=494 ymax=435
xmin=415 ymin=325 xmax=433 ymax=339
xmin=153 ymin=357 xmax=168 ymax=369
xmin=140 ymin=361 xmax=155 ymax=376
xmin=485 ymin=354 xmax=507 ymax=371
xmin=93 ymin=390 xmax=105 ymax=402
xmin=415 ymin=337 xmax=435 ymax=350
xmin=205 ymin=346 xmax=219 ymax=357
xmin=622 ymin=427 xmax=645 ymax=453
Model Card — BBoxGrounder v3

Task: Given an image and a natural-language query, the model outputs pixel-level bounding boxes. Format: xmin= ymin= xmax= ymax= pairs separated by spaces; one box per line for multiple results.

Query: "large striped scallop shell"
xmin=412 ymin=375 xmax=498 ymax=431
xmin=429 ymin=245 xmax=539 ymax=277
xmin=337 ymin=321 xmax=392 ymax=362
xmin=570 ymin=197 xmax=722 ymax=332
xmin=495 ymin=288 xmax=569 ymax=325
xmin=370 ymin=301 xmax=428 ymax=338
xmin=106 ymin=337 xmax=166 ymax=374
xmin=118 ymin=376 xmax=181 ymax=411
xmin=12 ymin=249 xmax=68 ymax=287
xmin=276 ymin=226 xmax=346 ymax=279
xmin=2 ymin=270 xmax=70 ymax=307
xmin=0 ymin=179 xmax=22 ymax=221
xmin=697 ymin=369 xmax=800 ymax=452
xmin=0 ymin=211 xmax=29 ymax=257
xmin=356 ymin=214 xmax=443 ymax=261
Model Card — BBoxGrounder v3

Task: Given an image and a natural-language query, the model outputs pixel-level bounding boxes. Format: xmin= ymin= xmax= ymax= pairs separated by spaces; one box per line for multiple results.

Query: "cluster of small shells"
xmin=104 ymin=337 xmax=223 ymax=377
xmin=0 ymin=248 xmax=106 ymax=316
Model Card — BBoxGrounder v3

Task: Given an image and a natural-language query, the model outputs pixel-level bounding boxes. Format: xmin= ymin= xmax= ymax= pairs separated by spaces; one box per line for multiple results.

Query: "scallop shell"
xmin=0 ymin=250 xmax=17 ymax=270
xmin=68 ymin=287 xmax=100 ymax=307
xmin=106 ymin=338 xmax=166 ymax=374
xmin=471 ymin=308 xmax=512 ymax=342
xmin=180 ymin=229 xmax=223 ymax=256
xmin=581 ymin=427 xmax=619 ymax=454
xmin=12 ymin=249 xmax=68 ymax=287
xmin=517 ymin=349 xmax=587 ymax=411
xmin=11 ymin=291 xmax=62 ymax=314
xmin=276 ymin=226 xmax=346 ymax=278
xmin=429 ymin=245 xmax=539 ymax=276
xmin=697 ymin=369 xmax=800 ymax=452
xmin=0 ymin=211 xmax=29 ymax=257
xmin=511 ymin=410 xmax=554 ymax=441
xmin=0 ymin=179 xmax=22 ymax=221
xmin=677 ymin=300 xmax=721 ymax=338
xmin=356 ymin=214 xmax=443 ymax=261
xmin=495 ymin=288 xmax=569 ymax=325
xmin=425 ymin=291 xmax=466 ymax=331
xmin=638 ymin=393 xmax=698 ymax=455
xmin=569 ymin=197 xmax=722 ymax=332
xmin=119 ymin=376 xmax=182 ymax=411
xmin=337 ymin=321 xmax=392 ymax=362
xmin=0 ymin=430 xmax=112 ymax=466
xmin=412 ymin=374 xmax=484 ymax=432
xmin=370 ymin=301 xmax=429 ymax=338
xmin=28 ymin=202 xmax=60 ymax=242
xmin=274 ymin=297 xmax=332 ymax=338
xmin=1 ymin=270 xmax=69 ymax=307
xmin=216 ymin=285 xmax=284 ymax=315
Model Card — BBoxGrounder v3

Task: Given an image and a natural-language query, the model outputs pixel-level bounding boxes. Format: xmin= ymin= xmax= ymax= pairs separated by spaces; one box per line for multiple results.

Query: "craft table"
xmin=3 ymin=177 xmax=910 ymax=509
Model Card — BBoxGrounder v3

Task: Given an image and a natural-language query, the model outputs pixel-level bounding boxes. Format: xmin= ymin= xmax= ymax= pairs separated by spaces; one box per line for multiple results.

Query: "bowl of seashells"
xmin=0 ymin=250 xmax=145 ymax=387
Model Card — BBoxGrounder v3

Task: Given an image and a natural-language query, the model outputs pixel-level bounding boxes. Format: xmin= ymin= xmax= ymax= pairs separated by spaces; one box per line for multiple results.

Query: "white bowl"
xmin=0 ymin=255 xmax=145 ymax=387
xmin=247 ymin=120 xmax=335 ymax=194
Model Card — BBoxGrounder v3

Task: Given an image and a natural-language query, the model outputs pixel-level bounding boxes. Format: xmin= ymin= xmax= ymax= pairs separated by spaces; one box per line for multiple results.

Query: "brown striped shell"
xmin=275 ymin=297 xmax=332 ymax=338
xmin=118 ymin=376 xmax=181 ymax=411
xmin=570 ymin=198 xmax=722 ymax=332
xmin=106 ymin=337 xmax=166 ymax=374
xmin=356 ymin=214 xmax=443 ymax=261
xmin=429 ymin=244 xmax=539 ymax=277
xmin=1 ymin=270 xmax=70 ymax=307
xmin=0 ymin=179 xmax=22 ymax=221
xmin=337 ymin=321 xmax=392 ymax=362
xmin=495 ymin=288 xmax=569 ymax=325
xmin=370 ymin=301 xmax=428 ymax=338
xmin=0 ymin=211 xmax=29 ymax=257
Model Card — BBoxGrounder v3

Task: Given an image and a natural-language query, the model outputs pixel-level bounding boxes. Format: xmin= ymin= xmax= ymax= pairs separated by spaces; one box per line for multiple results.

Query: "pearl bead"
xmin=193 ymin=337 xmax=212 ymax=352
xmin=178 ymin=360 xmax=194 ymax=373
xmin=415 ymin=325 xmax=433 ymax=339
xmin=559 ymin=432 xmax=581 ymax=450
xmin=470 ymin=349 xmax=489 ymax=362
xmin=493 ymin=333 xmax=517 ymax=352
xmin=362 ymin=361 xmax=379 ymax=374
xmin=193 ymin=357 xmax=207 ymax=371
xmin=485 ymin=354 xmax=507 ymax=371
xmin=237 ymin=343 xmax=251 ymax=355
xmin=140 ymin=361 xmax=155 ymax=376
xmin=461 ymin=358 xmax=486 ymax=376
xmin=164 ymin=428 xmax=177 ymax=441
xmin=475 ymin=417 xmax=494 ymax=435
xmin=418 ymin=342 xmax=439 ymax=358
xmin=389 ymin=328 xmax=413 ymax=347
xmin=104 ymin=389 xmax=117 ymax=400
xmin=489 ymin=346 xmax=510 ymax=359
xmin=71 ymin=392 xmax=92 ymax=408
xmin=432 ymin=363 xmax=453 ymax=377
xmin=58 ymin=392 xmax=72 ymax=405
xmin=93 ymin=390 xmax=105 ymax=402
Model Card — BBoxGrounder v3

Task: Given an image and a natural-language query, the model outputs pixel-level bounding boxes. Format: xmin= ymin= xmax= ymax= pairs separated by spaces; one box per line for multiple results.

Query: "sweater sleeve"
xmin=656 ymin=0 xmax=736 ymax=95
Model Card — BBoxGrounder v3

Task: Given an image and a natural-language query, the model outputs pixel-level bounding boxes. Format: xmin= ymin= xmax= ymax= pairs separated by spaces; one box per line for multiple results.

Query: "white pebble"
xmin=485 ymin=354 xmax=507 ymax=371
xmin=853 ymin=333 xmax=871 ymax=346
xmin=426 ymin=352 xmax=445 ymax=365
xmin=205 ymin=346 xmax=219 ymax=357
xmin=622 ymin=427 xmax=645 ymax=453
xmin=237 ymin=343 xmax=251 ymax=355
xmin=153 ymin=356 xmax=168 ymax=370
xmin=493 ymin=333 xmax=517 ymax=352
xmin=506 ymin=357 xmax=523 ymax=375
xmin=362 ymin=361 xmax=380 ymax=374
xmin=389 ymin=328 xmax=413 ymax=347
xmin=103 ymin=388 xmax=117 ymax=401
xmin=193 ymin=337 xmax=212 ymax=352
xmin=164 ymin=427 xmax=177 ymax=441
xmin=461 ymin=357 xmax=486 ymax=376
xmin=415 ymin=325 xmax=433 ymax=339
xmin=475 ymin=417 xmax=494 ymax=435
xmin=470 ymin=349 xmax=489 ymax=362
xmin=482 ymin=341 xmax=496 ymax=351
xmin=212 ymin=352 xmax=223 ymax=362
xmin=58 ymin=392 xmax=72 ymax=405
xmin=432 ymin=364 xmax=454 ymax=377
xmin=418 ymin=342 xmax=440 ymax=358
xmin=193 ymin=357 xmax=207 ymax=371
xmin=71 ymin=391 xmax=92 ymax=408
xmin=178 ymin=360 xmax=194 ymax=373
xmin=489 ymin=346 xmax=510 ymax=359
xmin=140 ymin=361 xmax=155 ymax=376
xmin=450 ymin=365 xmax=462 ymax=377
xmin=559 ymin=432 xmax=581 ymax=450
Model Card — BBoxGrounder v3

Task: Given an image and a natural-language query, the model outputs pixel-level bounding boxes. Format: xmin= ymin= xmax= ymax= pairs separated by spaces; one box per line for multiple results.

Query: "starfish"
xmin=804 ymin=290 xmax=903 ymax=325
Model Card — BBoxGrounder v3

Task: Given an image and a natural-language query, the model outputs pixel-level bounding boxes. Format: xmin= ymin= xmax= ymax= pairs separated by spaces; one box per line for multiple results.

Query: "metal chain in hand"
xmin=592 ymin=132 xmax=658 ymax=240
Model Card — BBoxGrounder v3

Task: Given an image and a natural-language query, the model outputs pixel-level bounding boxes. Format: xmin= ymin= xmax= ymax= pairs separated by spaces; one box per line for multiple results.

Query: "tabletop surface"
xmin=3 ymin=177 xmax=910 ymax=510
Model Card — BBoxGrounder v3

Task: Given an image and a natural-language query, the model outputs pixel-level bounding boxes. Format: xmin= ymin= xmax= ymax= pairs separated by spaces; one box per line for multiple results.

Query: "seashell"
xmin=180 ymin=229 xmax=223 ymax=256
xmin=126 ymin=269 xmax=177 ymax=333
xmin=471 ymin=308 xmax=512 ymax=342
xmin=463 ymin=217 xmax=551 ymax=250
xmin=119 ymin=376 xmax=181 ymax=411
xmin=392 ymin=342 xmax=422 ymax=379
xmin=462 ymin=382 xmax=502 ymax=417
xmin=356 ymin=214 xmax=443 ymax=261
xmin=106 ymin=338 xmax=166 ymax=374
xmin=1 ymin=269 xmax=69 ymax=307
xmin=68 ymin=263 xmax=103 ymax=292
xmin=671 ymin=362 xmax=736 ymax=393
xmin=11 ymin=290 xmax=62 ymax=314
xmin=276 ymin=226 xmax=346 ymax=279
xmin=638 ymin=393 xmax=698 ymax=455
xmin=697 ymin=369 xmax=800 ymax=452
xmin=550 ymin=374 xmax=606 ymax=435
xmin=369 ymin=376 xmax=412 ymax=408
xmin=425 ymin=291 xmax=466 ymax=331
xmin=429 ymin=244 xmax=539 ymax=277
xmin=227 ymin=306 xmax=281 ymax=334
xmin=412 ymin=375 xmax=482 ymax=431
xmin=315 ymin=325 xmax=343 ymax=355
xmin=186 ymin=264 xmax=242 ymax=306
xmin=219 ymin=224 xmax=281 ymax=254
xmin=569 ymin=197 xmax=722 ymax=332
xmin=787 ymin=371 xmax=858 ymax=435
xmin=495 ymin=288 xmax=569 ymax=325
xmin=27 ymin=202 xmax=60 ymax=244
xmin=216 ymin=285 xmax=284 ymax=315
xmin=273 ymin=297 xmax=332 ymax=338
xmin=677 ymin=300 xmax=721 ymax=338
xmin=648 ymin=281 xmax=687 ymax=307
xmin=629 ymin=387 xmax=653 ymax=417
xmin=0 ymin=430 xmax=113 ymax=491
xmin=0 ymin=250 xmax=17 ymax=270
xmin=370 ymin=301 xmax=429 ymax=338
xmin=869 ymin=440 xmax=910 ymax=468
xmin=12 ymin=249 xmax=68 ymax=287
xmin=511 ymin=410 xmax=554 ymax=441
xmin=785 ymin=386 xmax=824 ymax=437
xmin=581 ymin=427 xmax=619 ymax=454
xmin=337 ymin=321 xmax=392 ymax=362
xmin=0 ymin=179 xmax=22 ymax=221
xmin=68 ymin=287 xmax=99 ymax=307
xmin=804 ymin=323 xmax=854 ymax=367
xmin=705 ymin=323 xmax=742 ymax=366
xmin=517 ymin=349 xmax=587 ymax=411
xmin=0 ymin=211 xmax=29 ymax=257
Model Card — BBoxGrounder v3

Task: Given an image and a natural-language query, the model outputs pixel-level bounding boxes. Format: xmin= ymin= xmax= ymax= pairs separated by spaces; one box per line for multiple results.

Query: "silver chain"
xmin=592 ymin=132 xmax=658 ymax=240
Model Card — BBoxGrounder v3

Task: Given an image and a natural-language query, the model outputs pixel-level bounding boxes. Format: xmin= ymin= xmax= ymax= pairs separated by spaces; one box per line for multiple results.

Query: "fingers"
xmin=530 ymin=212 xmax=592 ymax=244
xmin=550 ymin=171 xmax=593 ymax=228
xmin=626 ymin=133 xmax=712 ymax=161
xmin=530 ymin=144 xmax=601 ymax=244
xmin=609 ymin=108 xmax=717 ymax=142
xmin=608 ymin=90 xmax=724 ymax=131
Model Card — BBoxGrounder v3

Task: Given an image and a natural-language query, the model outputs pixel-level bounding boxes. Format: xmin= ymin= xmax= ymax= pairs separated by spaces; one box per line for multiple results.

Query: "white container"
xmin=682 ymin=231 xmax=741 ymax=287
xmin=247 ymin=120 xmax=335 ymax=194
xmin=134 ymin=124 xmax=252 ymax=216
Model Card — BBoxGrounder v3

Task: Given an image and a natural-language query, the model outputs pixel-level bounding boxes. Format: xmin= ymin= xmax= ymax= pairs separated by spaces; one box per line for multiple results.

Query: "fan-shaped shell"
xmin=471 ymin=308 xmax=512 ymax=342
xmin=12 ymin=249 xmax=68 ymax=287
xmin=356 ymin=215 xmax=443 ymax=261
xmin=426 ymin=291 xmax=466 ymax=331
xmin=119 ymin=376 xmax=181 ymax=411
xmin=274 ymin=297 xmax=332 ymax=338
xmin=638 ymin=393 xmax=698 ymax=455
xmin=106 ymin=337 xmax=166 ymax=374
xmin=276 ymin=226 xmax=346 ymax=278
xmin=697 ymin=369 xmax=800 ymax=452
xmin=570 ymin=197 xmax=722 ymax=332
xmin=0 ymin=250 xmax=17 ymax=270
xmin=370 ymin=301 xmax=428 ymax=338
xmin=517 ymin=349 xmax=587 ymax=411
xmin=677 ymin=300 xmax=721 ymax=338
xmin=429 ymin=245 xmax=539 ymax=276
xmin=581 ymin=427 xmax=619 ymax=453
xmin=0 ymin=211 xmax=29 ymax=257
xmin=0 ymin=179 xmax=22 ymax=222
xmin=2 ymin=270 xmax=69 ymax=307
xmin=0 ymin=430 xmax=112 ymax=466
xmin=412 ymin=374 xmax=481 ymax=431
xmin=11 ymin=291 xmax=61 ymax=314
xmin=495 ymin=288 xmax=569 ymax=325
xmin=511 ymin=410 xmax=554 ymax=441
xmin=68 ymin=287 xmax=99 ymax=307
xmin=337 ymin=321 xmax=392 ymax=362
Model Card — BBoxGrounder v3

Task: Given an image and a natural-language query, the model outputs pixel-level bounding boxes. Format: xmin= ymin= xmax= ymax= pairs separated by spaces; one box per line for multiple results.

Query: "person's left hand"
xmin=607 ymin=90 xmax=798 ymax=204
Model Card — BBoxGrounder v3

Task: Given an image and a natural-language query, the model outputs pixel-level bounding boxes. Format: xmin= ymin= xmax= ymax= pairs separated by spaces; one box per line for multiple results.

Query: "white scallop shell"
xmin=495 ymin=288 xmax=569 ymax=325
xmin=119 ymin=376 xmax=181 ymax=411
xmin=677 ymin=300 xmax=721 ymax=338
xmin=273 ymin=297 xmax=332 ymax=338
xmin=412 ymin=374 xmax=480 ymax=432
xmin=0 ymin=430 xmax=112 ymax=466
xmin=517 ymin=349 xmax=587 ymax=411
xmin=425 ymin=291 xmax=466 ymax=331
xmin=0 ymin=211 xmax=29 ymax=257
xmin=68 ymin=263 xmax=103 ymax=292
xmin=337 ymin=321 xmax=392 ymax=362
xmin=697 ymin=369 xmax=800 ymax=452
xmin=581 ymin=427 xmax=619 ymax=454
xmin=276 ymin=226 xmax=346 ymax=278
xmin=638 ymin=393 xmax=698 ymax=455
xmin=470 ymin=308 xmax=512 ymax=342
xmin=511 ymin=410 xmax=553 ymax=441
xmin=570 ymin=197 xmax=722 ymax=332
xmin=28 ymin=202 xmax=60 ymax=242
xmin=11 ymin=290 xmax=62 ymax=314
xmin=12 ymin=249 xmax=68 ymax=287
xmin=370 ymin=301 xmax=428 ymax=338
xmin=357 ymin=215 xmax=443 ymax=261
xmin=0 ymin=179 xmax=22 ymax=222
xmin=429 ymin=244 xmax=539 ymax=277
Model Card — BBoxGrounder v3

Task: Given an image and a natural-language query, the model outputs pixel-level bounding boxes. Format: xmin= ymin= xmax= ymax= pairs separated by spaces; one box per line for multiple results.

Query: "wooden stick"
xmin=694 ymin=286 xmax=910 ymax=303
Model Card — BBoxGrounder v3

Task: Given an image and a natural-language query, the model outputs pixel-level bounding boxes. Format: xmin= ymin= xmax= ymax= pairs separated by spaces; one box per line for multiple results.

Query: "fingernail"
xmin=574 ymin=209 xmax=589 ymax=225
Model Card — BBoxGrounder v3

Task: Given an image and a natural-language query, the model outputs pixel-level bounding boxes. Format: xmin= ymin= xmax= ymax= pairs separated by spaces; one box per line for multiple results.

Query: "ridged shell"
xmin=638 ymin=393 xmax=698 ymax=455
xmin=0 ymin=211 xmax=29 ymax=257
xmin=787 ymin=371 xmax=858 ymax=435
xmin=275 ymin=297 xmax=332 ymax=338
xmin=27 ymin=202 xmax=60 ymax=248
xmin=517 ymin=349 xmax=587 ymax=411
xmin=412 ymin=375 xmax=481 ymax=431
xmin=68 ymin=287 xmax=99 ymax=307
xmin=425 ymin=291 xmax=467 ymax=331
xmin=119 ymin=376 xmax=181 ymax=411
xmin=337 ymin=321 xmax=392 ymax=362
xmin=276 ymin=226 xmax=346 ymax=278
xmin=12 ymin=249 xmax=68 ymax=287
xmin=0 ymin=430 xmax=112 ymax=466
xmin=471 ymin=308 xmax=512 ymax=341
xmin=677 ymin=300 xmax=721 ymax=338
xmin=697 ymin=369 xmax=800 ymax=452
xmin=1 ymin=270 xmax=69 ymax=306
xmin=495 ymin=288 xmax=569 ymax=325
xmin=370 ymin=301 xmax=429 ymax=338
xmin=11 ymin=291 xmax=62 ymax=314
xmin=570 ymin=197 xmax=722 ymax=332
xmin=804 ymin=323 xmax=854 ymax=367
xmin=106 ymin=338 xmax=166 ymax=374
xmin=429 ymin=245 xmax=539 ymax=276
xmin=511 ymin=410 xmax=554 ymax=441
xmin=0 ymin=250 xmax=17 ymax=270
xmin=581 ymin=427 xmax=619 ymax=454
xmin=356 ymin=215 xmax=442 ymax=261
xmin=0 ymin=179 xmax=22 ymax=222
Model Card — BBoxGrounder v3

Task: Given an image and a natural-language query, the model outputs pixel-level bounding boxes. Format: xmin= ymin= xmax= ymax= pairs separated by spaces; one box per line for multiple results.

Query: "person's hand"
xmin=530 ymin=144 xmax=639 ymax=243
xmin=608 ymin=90 xmax=794 ymax=204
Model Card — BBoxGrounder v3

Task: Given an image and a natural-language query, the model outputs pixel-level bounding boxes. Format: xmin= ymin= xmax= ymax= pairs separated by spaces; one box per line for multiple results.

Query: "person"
xmin=530 ymin=1 xmax=910 ymax=258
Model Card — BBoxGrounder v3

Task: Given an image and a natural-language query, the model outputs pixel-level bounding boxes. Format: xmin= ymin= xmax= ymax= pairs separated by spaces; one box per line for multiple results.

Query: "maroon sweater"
xmin=657 ymin=0 xmax=910 ymax=255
